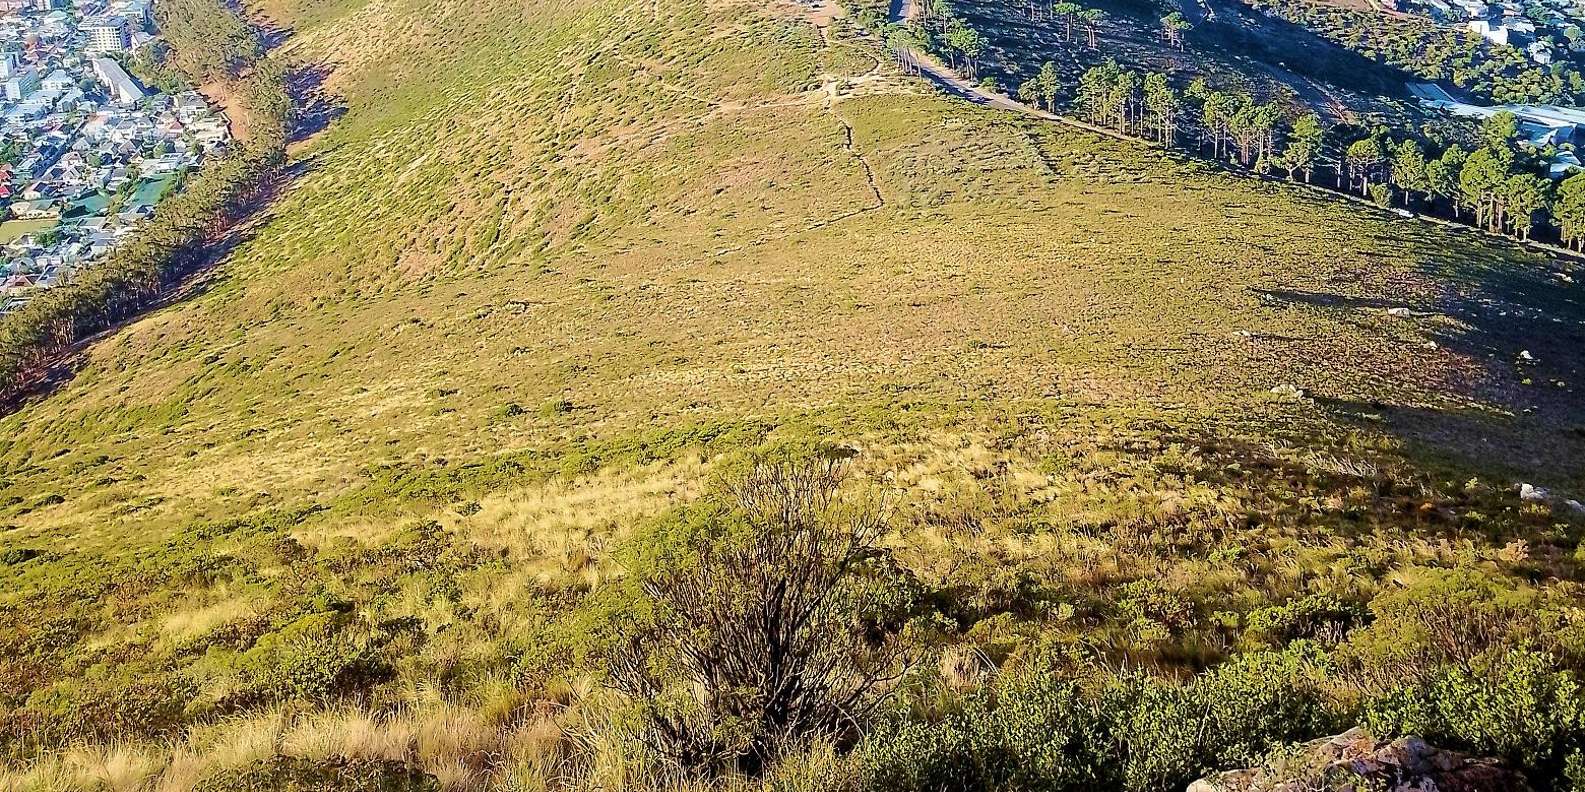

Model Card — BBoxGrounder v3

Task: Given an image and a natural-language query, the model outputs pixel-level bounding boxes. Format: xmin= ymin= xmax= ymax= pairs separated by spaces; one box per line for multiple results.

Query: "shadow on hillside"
xmin=1253 ymin=288 xmax=1399 ymax=311
xmin=0 ymin=155 xmax=326 ymax=418
xmin=249 ymin=3 xmax=295 ymax=53
xmin=1259 ymin=250 xmax=1585 ymax=490
xmin=1323 ymin=394 xmax=1585 ymax=479
xmin=1194 ymin=0 xmax=1413 ymax=100
xmin=958 ymin=0 xmax=1411 ymax=121
xmin=258 ymin=21 xmax=294 ymax=51
xmin=287 ymin=63 xmax=347 ymax=144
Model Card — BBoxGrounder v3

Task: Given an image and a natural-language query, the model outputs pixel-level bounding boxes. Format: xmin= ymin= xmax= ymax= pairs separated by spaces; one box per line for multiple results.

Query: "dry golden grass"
xmin=4 ymin=0 xmax=1585 ymax=787
xmin=6 ymin=0 xmax=1582 ymax=565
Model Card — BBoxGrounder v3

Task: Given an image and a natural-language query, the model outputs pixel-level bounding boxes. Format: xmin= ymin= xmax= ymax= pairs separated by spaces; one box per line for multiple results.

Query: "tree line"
xmin=1055 ymin=59 xmax=1585 ymax=247
xmin=0 ymin=0 xmax=291 ymax=403
xmin=867 ymin=0 xmax=1585 ymax=255
xmin=880 ymin=0 xmax=993 ymax=79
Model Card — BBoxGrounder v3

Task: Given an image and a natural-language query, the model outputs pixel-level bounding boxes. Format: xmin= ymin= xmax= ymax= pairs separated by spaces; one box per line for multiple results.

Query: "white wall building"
xmin=90 ymin=57 xmax=143 ymax=105
xmin=40 ymin=68 xmax=72 ymax=92
xmin=4 ymin=67 xmax=41 ymax=102
xmin=1451 ymin=0 xmax=1491 ymax=18
xmin=1469 ymin=18 xmax=1511 ymax=45
xmin=83 ymin=16 xmax=130 ymax=52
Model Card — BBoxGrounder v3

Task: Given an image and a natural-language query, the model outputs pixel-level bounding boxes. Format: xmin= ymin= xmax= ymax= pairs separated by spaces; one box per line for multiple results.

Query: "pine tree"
xmin=1281 ymin=112 xmax=1324 ymax=183
xmin=1142 ymin=72 xmax=1181 ymax=146
xmin=1556 ymin=170 xmax=1585 ymax=250
xmin=1391 ymin=139 xmax=1429 ymax=206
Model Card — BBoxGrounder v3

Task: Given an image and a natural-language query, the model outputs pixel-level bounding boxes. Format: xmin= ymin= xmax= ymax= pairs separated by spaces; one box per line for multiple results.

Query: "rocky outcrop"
xmin=1187 ymin=728 xmax=1529 ymax=792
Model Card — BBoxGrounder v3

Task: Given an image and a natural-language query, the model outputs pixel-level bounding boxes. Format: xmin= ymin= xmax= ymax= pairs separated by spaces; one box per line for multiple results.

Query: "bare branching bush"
xmin=1301 ymin=451 xmax=1381 ymax=481
xmin=609 ymin=447 xmax=901 ymax=778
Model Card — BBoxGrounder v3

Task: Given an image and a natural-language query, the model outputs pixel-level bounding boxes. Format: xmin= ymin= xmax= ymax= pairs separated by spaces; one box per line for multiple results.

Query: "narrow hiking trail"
xmin=817 ymin=23 xmax=887 ymax=220
xmin=713 ymin=9 xmax=887 ymax=256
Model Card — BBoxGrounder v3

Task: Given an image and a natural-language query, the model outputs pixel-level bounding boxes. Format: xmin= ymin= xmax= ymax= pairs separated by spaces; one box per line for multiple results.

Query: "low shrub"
xmin=1242 ymin=593 xmax=1364 ymax=649
xmin=611 ymin=445 xmax=902 ymax=777
xmin=854 ymin=649 xmax=1335 ymax=792
xmin=224 ymin=611 xmax=390 ymax=708
xmin=1364 ymin=649 xmax=1585 ymax=781
xmin=194 ymin=756 xmax=438 ymax=792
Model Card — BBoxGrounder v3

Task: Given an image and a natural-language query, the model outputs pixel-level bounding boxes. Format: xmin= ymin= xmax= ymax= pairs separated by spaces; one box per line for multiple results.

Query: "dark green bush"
xmin=0 ymin=547 xmax=39 ymax=566
xmin=194 ymin=757 xmax=438 ymax=792
xmin=7 ymin=672 xmax=196 ymax=754
xmin=1116 ymin=649 xmax=1335 ymax=791
xmin=224 ymin=611 xmax=390 ymax=707
xmin=1339 ymin=568 xmax=1537 ymax=686
xmin=1364 ymin=649 xmax=1585 ymax=782
xmin=856 ymin=674 xmax=1121 ymax=792
xmin=1242 ymin=593 xmax=1364 ymax=649
xmin=854 ymin=649 xmax=1334 ymax=792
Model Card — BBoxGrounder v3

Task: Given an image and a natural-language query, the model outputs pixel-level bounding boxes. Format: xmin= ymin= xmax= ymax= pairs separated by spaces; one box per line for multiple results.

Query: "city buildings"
xmin=0 ymin=0 xmax=231 ymax=312
xmin=89 ymin=57 xmax=140 ymax=104
xmin=82 ymin=15 xmax=127 ymax=52
xmin=1411 ymin=0 xmax=1576 ymax=65
xmin=3 ymin=66 xmax=37 ymax=101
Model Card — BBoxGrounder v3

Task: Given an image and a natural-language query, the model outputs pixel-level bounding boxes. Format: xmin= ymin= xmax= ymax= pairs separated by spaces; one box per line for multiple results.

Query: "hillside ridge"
xmin=3 ymin=0 xmax=1585 ymax=788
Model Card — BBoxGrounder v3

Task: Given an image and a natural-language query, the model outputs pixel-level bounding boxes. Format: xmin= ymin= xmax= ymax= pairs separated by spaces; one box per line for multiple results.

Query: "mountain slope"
xmin=3 ymin=0 xmax=1579 ymax=547
xmin=4 ymin=0 xmax=1585 ymax=786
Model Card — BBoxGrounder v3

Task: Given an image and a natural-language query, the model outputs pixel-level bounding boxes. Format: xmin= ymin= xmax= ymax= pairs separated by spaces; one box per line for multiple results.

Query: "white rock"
xmin=1520 ymin=483 xmax=1550 ymax=501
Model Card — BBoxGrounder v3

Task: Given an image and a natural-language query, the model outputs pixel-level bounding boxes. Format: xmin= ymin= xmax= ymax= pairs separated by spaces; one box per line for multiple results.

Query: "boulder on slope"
xmin=1186 ymin=728 xmax=1529 ymax=792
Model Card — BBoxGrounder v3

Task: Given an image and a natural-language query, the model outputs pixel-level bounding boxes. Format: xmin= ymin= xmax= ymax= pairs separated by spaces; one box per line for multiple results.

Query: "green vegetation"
xmin=1247 ymin=0 xmax=1585 ymax=104
xmin=153 ymin=0 xmax=265 ymax=81
xmin=2 ymin=0 xmax=1585 ymax=788
xmin=0 ymin=218 xmax=57 ymax=245
xmin=0 ymin=0 xmax=290 ymax=402
xmin=7 ymin=423 xmax=1585 ymax=790
xmin=876 ymin=0 xmax=1585 ymax=250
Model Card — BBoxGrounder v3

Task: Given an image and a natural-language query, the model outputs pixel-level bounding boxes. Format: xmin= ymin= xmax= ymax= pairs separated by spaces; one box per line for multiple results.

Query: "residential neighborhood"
xmin=1404 ymin=0 xmax=1585 ymax=67
xmin=0 ymin=0 xmax=229 ymax=312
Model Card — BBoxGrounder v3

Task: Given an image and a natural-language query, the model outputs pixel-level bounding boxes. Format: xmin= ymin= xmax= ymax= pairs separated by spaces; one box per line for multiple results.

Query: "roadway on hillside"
xmin=882 ymin=0 xmax=1145 ymax=143
xmin=887 ymin=0 xmax=1058 ymax=117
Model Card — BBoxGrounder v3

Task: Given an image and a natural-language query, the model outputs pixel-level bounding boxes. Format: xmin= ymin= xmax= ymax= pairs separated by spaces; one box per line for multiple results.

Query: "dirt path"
xmin=888 ymin=0 xmax=1134 ymax=141
xmin=819 ymin=77 xmax=885 ymax=227
xmin=198 ymin=79 xmax=254 ymax=145
xmin=813 ymin=15 xmax=885 ymax=215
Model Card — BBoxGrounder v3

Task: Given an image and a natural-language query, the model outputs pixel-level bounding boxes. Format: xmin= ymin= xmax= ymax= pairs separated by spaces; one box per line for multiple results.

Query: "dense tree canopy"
xmin=152 ymin=0 xmax=264 ymax=81
xmin=1247 ymin=0 xmax=1585 ymax=104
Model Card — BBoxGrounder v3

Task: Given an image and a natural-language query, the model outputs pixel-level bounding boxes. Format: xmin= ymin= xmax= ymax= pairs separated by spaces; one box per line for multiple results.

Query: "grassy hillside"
xmin=4 ymin=0 xmax=1580 ymax=548
xmin=4 ymin=0 xmax=1585 ymax=786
